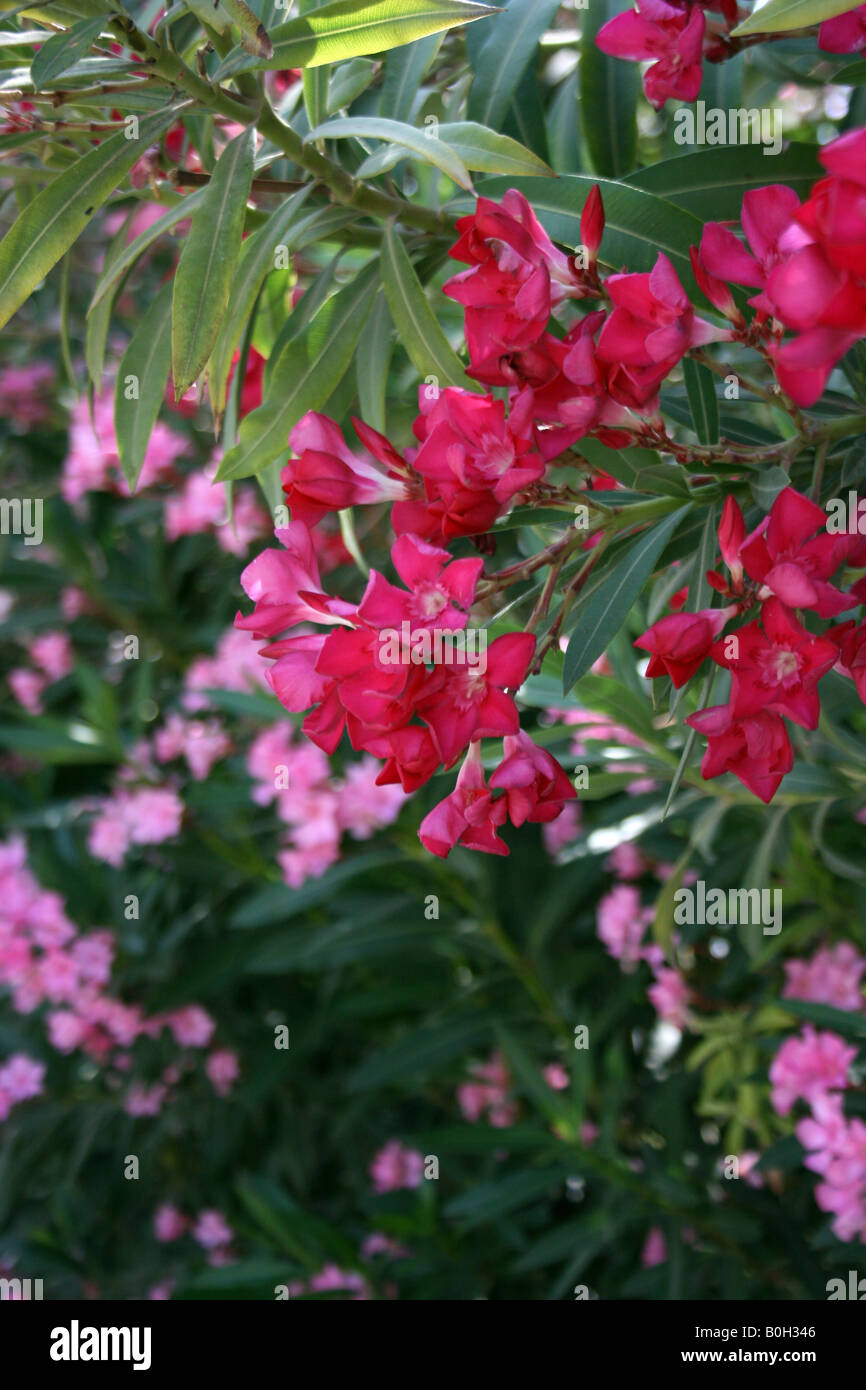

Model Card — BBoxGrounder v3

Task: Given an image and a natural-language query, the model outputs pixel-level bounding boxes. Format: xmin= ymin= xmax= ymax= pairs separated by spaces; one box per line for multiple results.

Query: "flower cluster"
xmin=236 ymin=519 xmax=575 ymax=858
xmin=596 ymin=1 xmax=866 ymax=110
xmin=695 ymin=133 xmax=866 ymax=405
xmin=636 ymin=486 xmax=866 ymax=802
xmin=246 ymin=724 xmax=405 ymax=887
xmin=0 ymin=835 xmax=235 ymax=1119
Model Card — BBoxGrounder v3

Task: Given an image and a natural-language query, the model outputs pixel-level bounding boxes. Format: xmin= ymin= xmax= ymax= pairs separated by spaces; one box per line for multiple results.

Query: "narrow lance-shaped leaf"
xmin=0 ymin=107 xmax=177 ymax=332
xmin=563 ymin=507 xmax=691 ymax=694
xmin=381 ymin=222 xmax=473 ymax=391
xmin=213 ymin=0 xmax=498 ymax=78
xmin=29 ymin=15 xmax=108 ymax=91
xmin=683 ymin=357 xmax=719 ymax=445
xmin=305 ymin=115 xmax=474 ymax=190
xmin=732 ymin=0 xmax=857 ymax=36
xmin=380 ymin=31 xmax=442 ymax=120
xmin=467 ymin=0 xmax=561 ymax=131
xmin=580 ymin=0 xmax=639 ymax=178
xmin=208 ymin=184 xmax=315 ymax=429
xmin=172 ymin=126 xmax=255 ymax=399
xmin=114 ymin=281 xmax=173 ymax=492
xmin=356 ymin=290 xmax=394 ymax=434
xmin=88 ymin=189 xmax=208 ymax=316
xmin=216 ymin=261 xmax=379 ymax=482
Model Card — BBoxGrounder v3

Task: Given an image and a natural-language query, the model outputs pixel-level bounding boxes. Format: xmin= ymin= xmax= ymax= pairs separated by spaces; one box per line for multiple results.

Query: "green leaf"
xmin=207 ymin=183 xmax=314 ymax=428
xmin=625 ymin=143 xmax=821 ymax=220
xmin=347 ymin=1012 xmax=493 ymax=1090
xmin=580 ymin=0 xmax=638 ymax=178
xmin=467 ymin=0 xmax=561 ymax=131
xmin=355 ymin=289 xmax=394 ymax=433
xmin=774 ymin=998 xmax=866 ymax=1039
xmin=113 ymin=281 xmax=173 ymax=491
xmin=732 ymin=0 xmax=857 ymax=36
xmin=85 ymin=210 xmax=135 ymax=390
xmin=171 ymin=126 xmax=255 ymax=397
xmin=0 ymin=106 xmax=177 ymax=332
xmin=562 ymin=506 xmax=691 ymax=694
xmin=379 ymin=30 xmax=441 ymax=120
xmin=88 ymin=189 xmax=207 ymax=315
xmin=214 ymin=0 xmax=497 ymax=77
xmin=472 ymin=175 xmax=706 ymax=300
xmin=29 ymin=15 xmax=107 ymax=91
xmin=216 ymin=261 xmax=379 ymax=481
xmin=682 ymin=357 xmax=719 ymax=445
xmin=381 ymin=222 xmax=473 ymax=389
xmin=436 ymin=120 xmax=552 ymax=175
xmin=305 ymin=114 xmax=474 ymax=189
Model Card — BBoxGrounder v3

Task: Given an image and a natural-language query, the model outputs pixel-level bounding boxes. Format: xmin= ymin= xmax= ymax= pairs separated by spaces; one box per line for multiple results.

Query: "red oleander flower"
xmin=738 ymin=487 xmax=854 ymax=619
xmin=281 ymin=412 xmax=411 ymax=528
xmin=710 ymin=597 xmax=838 ymax=730
xmin=595 ymin=0 xmax=705 ymax=110
xmin=419 ymin=744 xmax=509 ymax=858
xmin=685 ymin=705 xmax=794 ymax=803
xmin=417 ymin=632 xmax=536 ymax=766
xmin=635 ymin=608 xmax=732 ymax=687
xmin=488 ymin=731 xmax=576 ymax=825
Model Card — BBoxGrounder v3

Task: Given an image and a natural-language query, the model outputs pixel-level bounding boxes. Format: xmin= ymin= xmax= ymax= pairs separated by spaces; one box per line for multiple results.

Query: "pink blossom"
xmin=167 ymin=1006 xmax=215 ymax=1048
xmin=8 ymin=668 xmax=46 ymax=714
xmin=153 ymin=1203 xmax=188 ymax=1242
xmin=30 ymin=632 xmax=73 ymax=682
xmin=769 ymin=1027 xmax=856 ymax=1115
xmin=205 ymin=1049 xmax=240 ymax=1097
xmin=0 ymin=1053 xmax=45 ymax=1102
xmin=596 ymin=884 xmax=651 ymax=967
xmin=783 ymin=943 xmax=866 ymax=1013
xmin=192 ymin=1210 xmax=233 ymax=1250
xmin=369 ymin=1140 xmax=425 ymax=1193
xmin=641 ymin=1226 xmax=668 ymax=1267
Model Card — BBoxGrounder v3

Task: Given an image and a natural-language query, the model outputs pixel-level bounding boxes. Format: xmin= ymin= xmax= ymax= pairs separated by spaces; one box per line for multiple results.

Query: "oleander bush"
xmin=2 ymin=0 xmax=866 ymax=1300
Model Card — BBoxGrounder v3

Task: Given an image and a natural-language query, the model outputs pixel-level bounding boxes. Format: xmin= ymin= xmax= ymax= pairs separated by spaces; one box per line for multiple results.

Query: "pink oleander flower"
xmin=0 ymin=1053 xmax=45 ymax=1102
xmin=30 ymin=632 xmax=73 ymax=682
xmin=641 ymin=1226 xmax=668 ymax=1267
xmin=769 ymin=1027 xmax=857 ymax=1115
xmin=153 ymin=1203 xmax=188 ymax=1242
xmin=167 ymin=1006 xmax=215 ymax=1048
xmin=192 ymin=1210 xmax=234 ymax=1250
xmin=153 ymin=713 xmax=231 ymax=781
xmin=62 ymin=390 xmax=187 ymax=504
xmin=542 ymin=799 xmax=582 ymax=856
xmin=0 ymin=361 xmax=54 ymax=427
xmin=605 ymin=842 xmax=647 ymax=881
xmin=369 ymin=1140 xmax=425 ymax=1193
xmin=647 ymin=966 xmax=691 ymax=1029
xmin=783 ymin=943 xmax=866 ymax=1013
xmin=543 ymin=1062 xmax=570 ymax=1091
xmin=458 ymin=1051 xmax=516 ymax=1127
xmin=205 ymin=1048 xmax=240 ymax=1097
xmin=336 ymin=758 xmax=407 ymax=839
xmin=124 ymin=1082 xmax=168 ymax=1117
xmin=597 ymin=884 xmax=651 ymax=967
xmin=596 ymin=0 xmax=705 ymax=111
xmin=8 ymin=668 xmax=46 ymax=715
